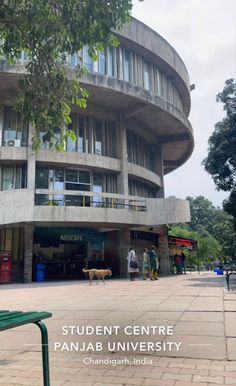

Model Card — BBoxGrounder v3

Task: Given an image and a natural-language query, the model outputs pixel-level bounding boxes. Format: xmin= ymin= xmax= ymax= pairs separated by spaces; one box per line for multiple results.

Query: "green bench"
xmin=0 ymin=310 xmax=52 ymax=386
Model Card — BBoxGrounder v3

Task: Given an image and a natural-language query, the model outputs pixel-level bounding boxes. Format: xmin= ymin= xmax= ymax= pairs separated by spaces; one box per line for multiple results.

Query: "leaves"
xmin=0 ymin=0 xmax=133 ymax=149
xmin=203 ymin=79 xmax=236 ymax=226
xmin=171 ymin=195 xmax=236 ymax=260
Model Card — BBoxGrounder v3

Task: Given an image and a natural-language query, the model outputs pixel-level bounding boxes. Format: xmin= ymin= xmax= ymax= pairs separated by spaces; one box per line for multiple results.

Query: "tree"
xmin=0 ymin=0 xmax=133 ymax=149
xmin=203 ymin=79 xmax=236 ymax=226
xmin=185 ymin=196 xmax=216 ymax=235
xmin=171 ymin=195 xmax=236 ymax=259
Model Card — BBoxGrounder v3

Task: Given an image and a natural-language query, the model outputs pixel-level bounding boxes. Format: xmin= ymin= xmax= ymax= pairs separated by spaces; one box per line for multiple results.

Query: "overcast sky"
xmin=132 ymin=0 xmax=236 ymax=207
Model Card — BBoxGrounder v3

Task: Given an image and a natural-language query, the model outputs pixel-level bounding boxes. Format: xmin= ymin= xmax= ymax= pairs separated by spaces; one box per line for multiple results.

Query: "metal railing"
xmin=35 ymin=190 xmax=146 ymax=212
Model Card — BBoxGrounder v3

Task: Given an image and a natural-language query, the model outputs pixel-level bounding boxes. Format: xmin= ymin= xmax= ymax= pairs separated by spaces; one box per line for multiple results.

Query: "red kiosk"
xmin=0 ymin=251 xmax=12 ymax=284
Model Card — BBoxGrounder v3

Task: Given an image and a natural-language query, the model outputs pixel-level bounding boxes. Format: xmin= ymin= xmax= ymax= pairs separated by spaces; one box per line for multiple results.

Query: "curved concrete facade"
xmin=0 ymin=17 xmax=193 ymax=282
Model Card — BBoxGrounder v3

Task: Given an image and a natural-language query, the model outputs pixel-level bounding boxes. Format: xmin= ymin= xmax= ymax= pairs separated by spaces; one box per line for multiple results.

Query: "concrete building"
xmin=0 ymin=18 xmax=193 ymax=282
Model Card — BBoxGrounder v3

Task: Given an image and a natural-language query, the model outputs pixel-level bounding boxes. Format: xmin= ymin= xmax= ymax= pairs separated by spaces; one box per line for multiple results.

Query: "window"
xmin=65 ymin=169 xmax=91 ymax=191
xmin=143 ymin=62 xmax=150 ymax=90
xmin=127 ymin=129 xmax=154 ymax=171
xmin=78 ymin=116 xmax=85 ymax=152
xmin=105 ymin=174 xmax=117 ymax=193
xmin=93 ymin=173 xmax=103 ymax=206
xmin=70 ymin=53 xmax=78 ymax=68
xmin=67 ymin=114 xmax=77 ymax=152
xmin=98 ymin=51 xmax=106 ymax=74
xmin=53 ymin=168 xmax=64 ymax=206
xmin=104 ymin=121 xmax=116 ymax=158
xmin=156 ymin=68 xmax=160 ymax=95
xmin=1 ymin=164 xmax=27 ymax=191
xmin=123 ymin=49 xmax=131 ymax=82
xmin=94 ymin=120 xmax=103 ymax=155
xmin=36 ymin=167 xmax=49 ymax=189
xmin=2 ymin=166 xmax=14 ymax=190
xmin=83 ymin=46 xmax=93 ymax=72
xmin=3 ymin=106 xmax=28 ymax=147
xmin=107 ymin=47 xmax=114 ymax=76
xmin=129 ymin=179 xmax=156 ymax=198
xmin=65 ymin=169 xmax=91 ymax=206
xmin=20 ymin=51 xmax=28 ymax=61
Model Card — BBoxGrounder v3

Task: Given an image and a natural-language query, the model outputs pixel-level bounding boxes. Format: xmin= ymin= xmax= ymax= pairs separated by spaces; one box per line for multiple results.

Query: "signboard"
xmin=34 ymin=227 xmax=105 ymax=247
xmin=168 ymin=236 xmax=197 ymax=250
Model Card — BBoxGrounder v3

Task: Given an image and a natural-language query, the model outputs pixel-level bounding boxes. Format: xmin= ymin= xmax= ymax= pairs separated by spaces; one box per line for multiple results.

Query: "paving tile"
xmin=224 ymin=301 xmax=236 ymax=312
xmin=180 ymin=312 xmax=223 ymax=323
xmin=174 ymin=321 xmax=224 ymax=336
xmin=225 ymin=312 xmax=236 ymax=337
xmin=227 ymin=338 xmax=236 ymax=360
xmin=0 ymin=273 xmax=233 ymax=385
xmin=192 ymin=374 xmax=224 ymax=383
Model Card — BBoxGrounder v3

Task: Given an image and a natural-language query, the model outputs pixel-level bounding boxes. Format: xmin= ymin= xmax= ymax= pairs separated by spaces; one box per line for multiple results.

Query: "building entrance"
xmin=33 ymin=227 xmax=105 ymax=281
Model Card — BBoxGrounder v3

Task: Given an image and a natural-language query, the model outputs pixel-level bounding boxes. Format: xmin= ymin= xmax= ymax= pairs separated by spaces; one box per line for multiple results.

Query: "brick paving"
xmin=0 ymin=272 xmax=235 ymax=386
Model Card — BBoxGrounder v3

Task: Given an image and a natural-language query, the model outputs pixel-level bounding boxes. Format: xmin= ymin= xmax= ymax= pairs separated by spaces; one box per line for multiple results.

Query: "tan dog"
xmin=82 ymin=268 xmax=112 ymax=284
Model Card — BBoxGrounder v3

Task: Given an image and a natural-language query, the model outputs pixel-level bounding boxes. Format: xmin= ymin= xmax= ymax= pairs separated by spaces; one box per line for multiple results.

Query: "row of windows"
xmin=1 ymin=107 xmax=158 ymax=173
xmin=39 ymin=113 xmax=116 ymax=157
xmin=35 ymin=166 xmax=117 ymax=207
xmin=36 ymin=167 xmax=117 ymax=194
xmin=67 ymin=46 xmax=183 ymax=112
xmin=0 ymin=162 xmax=158 ymax=199
xmin=19 ymin=44 xmax=184 ymax=112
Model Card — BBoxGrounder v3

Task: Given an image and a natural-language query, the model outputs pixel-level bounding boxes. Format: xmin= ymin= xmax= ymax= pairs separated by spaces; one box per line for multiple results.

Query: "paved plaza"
xmin=0 ymin=272 xmax=236 ymax=386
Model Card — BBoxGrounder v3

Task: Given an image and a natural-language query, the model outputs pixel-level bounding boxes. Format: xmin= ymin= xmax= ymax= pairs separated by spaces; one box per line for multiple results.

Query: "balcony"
xmin=0 ymin=189 xmax=190 ymax=227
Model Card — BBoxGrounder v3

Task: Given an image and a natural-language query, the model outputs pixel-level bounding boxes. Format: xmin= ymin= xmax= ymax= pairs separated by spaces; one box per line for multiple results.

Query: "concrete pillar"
xmin=24 ymin=224 xmax=34 ymax=283
xmin=0 ymin=105 xmax=4 ymax=145
xmin=118 ymin=228 xmax=130 ymax=278
xmin=27 ymin=124 xmax=36 ymax=189
xmin=158 ymin=226 xmax=170 ymax=275
xmin=153 ymin=143 xmax=165 ymax=198
xmin=117 ymin=113 xmax=129 ymax=195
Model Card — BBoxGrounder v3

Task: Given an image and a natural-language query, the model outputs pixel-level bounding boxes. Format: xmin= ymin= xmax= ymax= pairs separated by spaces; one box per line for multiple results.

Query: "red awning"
xmin=168 ymin=236 xmax=197 ymax=247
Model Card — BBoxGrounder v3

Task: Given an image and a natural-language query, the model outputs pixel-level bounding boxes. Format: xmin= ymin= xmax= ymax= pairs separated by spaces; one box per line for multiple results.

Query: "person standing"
xmin=127 ymin=246 xmax=139 ymax=281
xmin=142 ymin=248 xmax=150 ymax=280
xmin=180 ymin=252 xmax=186 ymax=274
xmin=149 ymin=246 xmax=159 ymax=280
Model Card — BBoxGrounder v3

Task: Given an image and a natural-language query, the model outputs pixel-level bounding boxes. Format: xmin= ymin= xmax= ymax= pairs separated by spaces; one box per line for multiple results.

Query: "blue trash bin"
xmin=36 ymin=263 xmax=45 ymax=282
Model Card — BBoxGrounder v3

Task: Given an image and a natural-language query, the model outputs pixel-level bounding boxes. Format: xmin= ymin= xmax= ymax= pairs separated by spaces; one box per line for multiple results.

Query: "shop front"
xmin=168 ymin=235 xmax=198 ymax=273
xmin=33 ymin=227 xmax=118 ymax=281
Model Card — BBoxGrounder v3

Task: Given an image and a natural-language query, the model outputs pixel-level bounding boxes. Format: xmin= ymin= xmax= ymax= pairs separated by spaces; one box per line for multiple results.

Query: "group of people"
xmin=173 ymin=252 xmax=186 ymax=274
xmin=127 ymin=245 xmax=159 ymax=281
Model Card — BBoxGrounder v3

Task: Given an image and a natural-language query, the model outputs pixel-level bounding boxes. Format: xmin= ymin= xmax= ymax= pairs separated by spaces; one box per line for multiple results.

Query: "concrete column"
xmin=0 ymin=105 xmax=4 ymax=145
xmin=158 ymin=226 xmax=170 ymax=275
xmin=153 ymin=143 xmax=165 ymax=198
xmin=116 ymin=113 xmax=129 ymax=195
xmin=27 ymin=124 xmax=36 ymax=189
xmin=24 ymin=224 xmax=34 ymax=283
xmin=118 ymin=228 xmax=130 ymax=278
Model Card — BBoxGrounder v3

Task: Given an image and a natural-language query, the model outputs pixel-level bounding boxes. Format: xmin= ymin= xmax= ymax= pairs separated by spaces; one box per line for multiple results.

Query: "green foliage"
xmin=0 ymin=0 xmax=133 ymax=149
xmin=186 ymin=195 xmax=216 ymax=235
xmin=169 ymin=225 xmax=221 ymax=268
xmin=171 ymin=195 xmax=236 ymax=261
xmin=203 ymin=79 xmax=236 ymax=224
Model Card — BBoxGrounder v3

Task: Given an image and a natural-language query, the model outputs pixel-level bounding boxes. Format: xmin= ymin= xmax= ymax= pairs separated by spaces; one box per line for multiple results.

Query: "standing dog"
xmin=82 ymin=268 xmax=112 ymax=284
